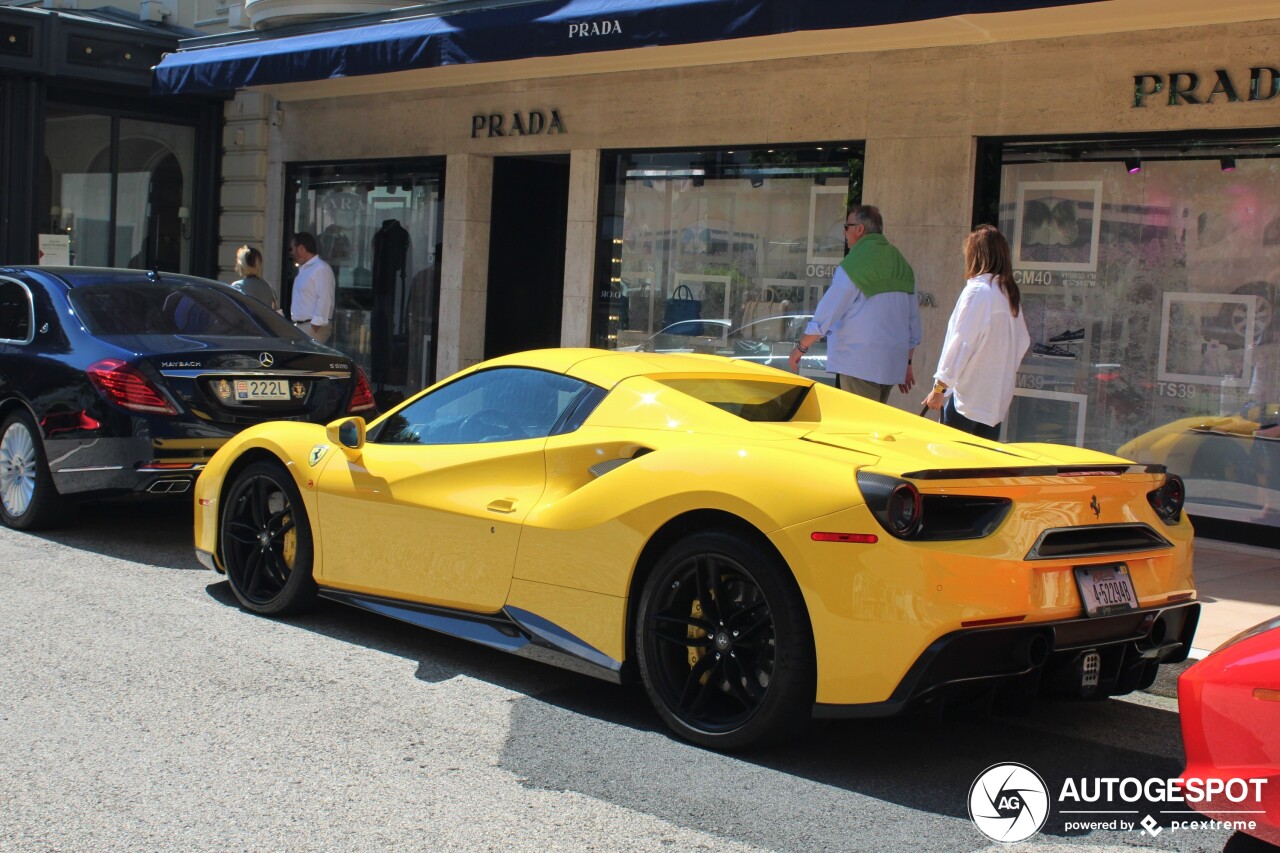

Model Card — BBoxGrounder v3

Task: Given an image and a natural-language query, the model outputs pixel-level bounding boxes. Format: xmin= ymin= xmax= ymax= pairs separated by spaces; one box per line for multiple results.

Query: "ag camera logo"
xmin=969 ymin=762 xmax=1050 ymax=843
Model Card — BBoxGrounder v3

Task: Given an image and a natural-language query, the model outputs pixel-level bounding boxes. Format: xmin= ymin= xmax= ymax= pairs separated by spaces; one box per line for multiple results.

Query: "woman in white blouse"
xmin=922 ymin=225 xmax=1030 ymax=440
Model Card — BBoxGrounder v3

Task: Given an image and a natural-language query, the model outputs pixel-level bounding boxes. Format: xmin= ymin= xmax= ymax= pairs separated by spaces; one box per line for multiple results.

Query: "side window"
xmin=0 ymin=279 xmax=33 ymax=343
xmin=375 ymin=367 xmax=592 ymax=445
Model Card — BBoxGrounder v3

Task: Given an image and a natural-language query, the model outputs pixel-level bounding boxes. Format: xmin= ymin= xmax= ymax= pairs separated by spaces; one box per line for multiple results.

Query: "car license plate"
xmin=234 ymin=378 xmax=288 ymax=401
xmin=1074 ymin=563 xmax=1139 ymax=618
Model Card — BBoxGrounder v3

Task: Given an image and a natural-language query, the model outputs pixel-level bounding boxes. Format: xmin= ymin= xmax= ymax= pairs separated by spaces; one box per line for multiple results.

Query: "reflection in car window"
xmin=0 ymin=279 xmax=33 ymax=342
xmin=69 ymin=282 xmax=295 ymax=338
xmin=376 ymin=367 xmax=591 ymax=445
xmin=656 ymin=378 xmax=809 ymax=422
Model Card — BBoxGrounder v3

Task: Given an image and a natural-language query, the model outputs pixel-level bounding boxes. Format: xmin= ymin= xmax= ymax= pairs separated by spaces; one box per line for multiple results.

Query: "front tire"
xmin=220 ymin=460 xmax=317 ymax=616
xmin=0 ymin=409 xmax=64 ymax=531
xmin=635 ymin=530 xmax=815 ymax=750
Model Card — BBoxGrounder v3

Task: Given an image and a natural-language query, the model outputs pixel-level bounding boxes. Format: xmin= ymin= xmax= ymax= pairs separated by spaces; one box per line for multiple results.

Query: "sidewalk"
xmin=1189 ymin=537 xmax=1280 ymax=656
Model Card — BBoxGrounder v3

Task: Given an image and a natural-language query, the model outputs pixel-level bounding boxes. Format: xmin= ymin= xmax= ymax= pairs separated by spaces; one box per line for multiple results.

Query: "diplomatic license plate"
xmin=234 ymin=378 xmax=289 ymax=401
xmin=1074 ymin=563 xmax=1139 ymax=618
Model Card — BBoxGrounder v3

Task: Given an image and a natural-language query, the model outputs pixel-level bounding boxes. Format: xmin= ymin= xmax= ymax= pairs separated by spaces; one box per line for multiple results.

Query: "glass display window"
xmin=989 ymin=136 xmax=1280 ymax=528
xmin=42 ymin=109 xmax=195 ymax=272
xmin=595 ymin=144 xmax=864 ymax=354
xmin=285 ymin=160 xmax=445 ymax=403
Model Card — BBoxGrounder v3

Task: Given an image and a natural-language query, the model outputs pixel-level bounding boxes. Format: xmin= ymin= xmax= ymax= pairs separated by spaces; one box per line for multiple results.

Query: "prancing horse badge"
xmin=1090 ymin=495 xmax=1101 ymax=520
xmin=308 ymin=445 xmax=329 ymax=467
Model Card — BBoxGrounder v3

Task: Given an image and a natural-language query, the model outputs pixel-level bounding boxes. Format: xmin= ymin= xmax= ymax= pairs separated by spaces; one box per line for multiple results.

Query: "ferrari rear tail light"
xmin=1146 ymin=474 xmax=1185 ymax=525
xmin=347 ymin=367 xmax=375 ymax=414
xmin=857 ymin=470 xmax=1012 ymax=541
xmin=858 ymin=471 xmax=922 ymax=539
xmin=886 ymin=482 xmax=923 ymax=538
xmin=87 ymin=359 xmax=178 ymax=415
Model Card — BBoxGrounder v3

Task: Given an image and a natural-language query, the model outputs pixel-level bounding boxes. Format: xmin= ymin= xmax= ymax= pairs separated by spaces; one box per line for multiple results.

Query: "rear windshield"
xmin=656 ymin=378 xmax=809 ymax=422
xmin=69 ymin=281 xmax=294 ymax=338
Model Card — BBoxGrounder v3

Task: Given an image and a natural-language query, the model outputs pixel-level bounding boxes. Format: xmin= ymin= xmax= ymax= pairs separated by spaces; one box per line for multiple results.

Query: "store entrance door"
xmin=485 ymin=155 xmax=568 ymax=359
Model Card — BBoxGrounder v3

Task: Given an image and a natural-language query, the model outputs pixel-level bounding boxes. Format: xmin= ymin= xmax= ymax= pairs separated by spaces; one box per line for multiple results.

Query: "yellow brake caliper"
xmin=688 ymin=597 xmax=711 ymax=684
xmin=281 ymin=512 xmax=296 ymax=569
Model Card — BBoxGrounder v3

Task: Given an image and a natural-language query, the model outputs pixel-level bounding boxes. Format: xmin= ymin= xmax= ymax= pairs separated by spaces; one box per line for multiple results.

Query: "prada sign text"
xmin=568 ymin=19 xmax=621 ymax=38
xmin=1133 ymin=67 xmax=1280 ymax=107
xmin=471 ymin=109 xmax=567 ymax=138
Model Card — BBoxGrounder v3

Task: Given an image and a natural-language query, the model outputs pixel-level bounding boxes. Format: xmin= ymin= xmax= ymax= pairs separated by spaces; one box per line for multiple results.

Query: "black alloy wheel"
xmin=220 ymin=460 xmax=317 ymax=615
xmin=636 ymin=531 xmax=815 ymax=750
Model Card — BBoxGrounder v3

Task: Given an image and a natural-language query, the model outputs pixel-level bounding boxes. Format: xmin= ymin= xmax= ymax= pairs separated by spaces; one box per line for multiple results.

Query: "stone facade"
xmin=220 ymin=16 xmax=1280 ymax=395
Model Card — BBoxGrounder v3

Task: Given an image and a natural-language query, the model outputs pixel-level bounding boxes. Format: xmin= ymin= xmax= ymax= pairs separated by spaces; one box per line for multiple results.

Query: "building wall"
xmin=238 ymin=17 xmax=1280 ymax=388
xmin=4 ymin=0 xmax=244 ymax=32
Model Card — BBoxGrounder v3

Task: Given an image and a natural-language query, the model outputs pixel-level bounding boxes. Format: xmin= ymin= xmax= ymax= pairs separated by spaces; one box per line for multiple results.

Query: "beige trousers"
xmin=297 ymin=322 xmax=332 ymax=344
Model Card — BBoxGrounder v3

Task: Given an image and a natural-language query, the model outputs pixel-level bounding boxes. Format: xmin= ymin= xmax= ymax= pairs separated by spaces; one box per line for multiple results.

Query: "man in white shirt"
xmin=289 ymin=232 xmax=335 ymax=344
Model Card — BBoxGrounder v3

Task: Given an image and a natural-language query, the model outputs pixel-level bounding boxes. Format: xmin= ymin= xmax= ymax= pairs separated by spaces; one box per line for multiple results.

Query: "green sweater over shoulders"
xmin=838 ymin=233 xmax=915 ymax=297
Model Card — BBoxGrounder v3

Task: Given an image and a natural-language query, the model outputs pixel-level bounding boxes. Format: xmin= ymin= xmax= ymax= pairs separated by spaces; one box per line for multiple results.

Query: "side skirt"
xmin=318 ymin=588 xmax=624 ymax=684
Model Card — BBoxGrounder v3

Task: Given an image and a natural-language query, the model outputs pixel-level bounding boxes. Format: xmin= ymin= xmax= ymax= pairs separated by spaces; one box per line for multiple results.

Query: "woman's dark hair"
xmin=964 ymin=224 xmax=1020 ymax=316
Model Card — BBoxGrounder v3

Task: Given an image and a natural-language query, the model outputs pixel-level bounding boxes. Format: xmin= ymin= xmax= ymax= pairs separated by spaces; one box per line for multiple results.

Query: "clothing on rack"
xmin=371 ymin=219 xmax=411 ymax=387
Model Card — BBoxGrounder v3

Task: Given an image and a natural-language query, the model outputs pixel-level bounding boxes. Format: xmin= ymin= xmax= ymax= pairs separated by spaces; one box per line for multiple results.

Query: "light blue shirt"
xmin=804 ymin=266 xmax=922 ymax=385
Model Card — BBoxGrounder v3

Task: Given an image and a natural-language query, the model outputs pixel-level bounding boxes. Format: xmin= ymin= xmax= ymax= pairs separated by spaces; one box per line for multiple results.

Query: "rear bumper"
xmin=814 ymin=601 xmax=1199 ymax=718
xmin=48 ymin=435 xmax=224 ymax=497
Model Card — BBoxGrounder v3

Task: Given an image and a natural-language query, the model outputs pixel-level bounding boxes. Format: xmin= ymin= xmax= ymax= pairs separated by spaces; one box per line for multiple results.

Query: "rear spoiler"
xmin=900 ymin=464 xmax=1166 ymax=481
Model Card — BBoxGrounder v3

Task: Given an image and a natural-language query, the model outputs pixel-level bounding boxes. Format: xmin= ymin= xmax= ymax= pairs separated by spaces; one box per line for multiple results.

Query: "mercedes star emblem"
xmin=258 ymin=352 xmax=274 ymax=368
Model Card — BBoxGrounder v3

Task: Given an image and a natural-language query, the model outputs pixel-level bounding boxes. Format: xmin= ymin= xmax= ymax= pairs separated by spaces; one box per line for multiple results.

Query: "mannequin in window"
xmin=371 ymin=219 xmax=411 ymax=388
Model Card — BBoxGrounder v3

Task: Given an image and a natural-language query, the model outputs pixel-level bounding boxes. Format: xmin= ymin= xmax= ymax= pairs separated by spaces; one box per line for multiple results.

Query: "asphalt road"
xmin=0 ymin=500 xmax=1238 ymax=852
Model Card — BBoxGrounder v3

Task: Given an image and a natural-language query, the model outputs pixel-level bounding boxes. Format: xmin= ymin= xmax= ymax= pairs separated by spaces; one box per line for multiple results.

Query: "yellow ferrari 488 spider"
xmin=193 ymin=349 xmax=1197 ymax=749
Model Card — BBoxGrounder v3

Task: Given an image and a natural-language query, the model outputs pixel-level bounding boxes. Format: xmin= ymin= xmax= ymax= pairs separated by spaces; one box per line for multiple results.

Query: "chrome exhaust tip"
xmin=147 ymin=479 xmax=191 ymax=494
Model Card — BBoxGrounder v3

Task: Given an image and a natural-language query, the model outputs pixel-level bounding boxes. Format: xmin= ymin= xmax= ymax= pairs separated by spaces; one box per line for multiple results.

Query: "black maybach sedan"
xmin=0 ymin=266 xmax=375 ymax=530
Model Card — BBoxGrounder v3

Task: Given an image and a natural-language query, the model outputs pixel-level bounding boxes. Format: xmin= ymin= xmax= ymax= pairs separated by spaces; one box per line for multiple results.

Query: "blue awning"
xmin=153 ymin=0 xmax=1100 ymax=96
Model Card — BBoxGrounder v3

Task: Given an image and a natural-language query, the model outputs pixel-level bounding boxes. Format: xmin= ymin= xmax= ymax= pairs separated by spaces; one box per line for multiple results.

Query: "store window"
xmin=285 ymin=160 xmax=445 ymax=403
xmin=594 ymin=144 xmax=863 ymax=379
xmin=41 ymin=107 xmax=195 ymax=271
xmin=986 ymin=136 xmax=1280 ymax=529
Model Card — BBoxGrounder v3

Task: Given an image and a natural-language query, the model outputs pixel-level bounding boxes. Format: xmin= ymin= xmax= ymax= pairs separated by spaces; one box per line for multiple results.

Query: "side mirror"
xmin=326 ymin=416 xmax=366 ymax=452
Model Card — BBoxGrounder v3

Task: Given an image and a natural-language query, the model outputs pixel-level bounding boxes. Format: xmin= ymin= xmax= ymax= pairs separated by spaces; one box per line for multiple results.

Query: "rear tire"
xmin=0 ymin=409 xmax=64 ymax=531
xmin=220 ymin=460 xmax=317 ymax=616
xmin=635 ymin=530 xmax=815 ymax=750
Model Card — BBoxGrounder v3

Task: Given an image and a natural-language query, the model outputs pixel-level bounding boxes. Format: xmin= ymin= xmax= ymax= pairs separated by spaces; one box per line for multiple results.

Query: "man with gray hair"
xmin=788 ymin=204 xmax=920 ymax=403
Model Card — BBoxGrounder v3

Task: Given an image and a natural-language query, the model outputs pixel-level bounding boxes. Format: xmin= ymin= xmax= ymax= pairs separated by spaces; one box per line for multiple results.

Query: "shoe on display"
xmin=1048 ymin=328 xmax=1085 ymax=343
xmin=1032 ymin=342 xmax=1076 ymax=358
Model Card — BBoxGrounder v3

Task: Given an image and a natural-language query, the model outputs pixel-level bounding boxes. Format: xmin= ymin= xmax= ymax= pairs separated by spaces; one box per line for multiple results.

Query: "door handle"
xmin=487 ymin=498 xmax=517 ymax=514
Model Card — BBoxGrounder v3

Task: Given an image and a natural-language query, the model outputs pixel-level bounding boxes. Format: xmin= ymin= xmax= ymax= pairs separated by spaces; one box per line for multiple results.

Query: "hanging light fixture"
xmin=1220 ymin=156 xmax=1237 ymax=172
xmin=1124 ymin=157 xmax=1142 ymax=174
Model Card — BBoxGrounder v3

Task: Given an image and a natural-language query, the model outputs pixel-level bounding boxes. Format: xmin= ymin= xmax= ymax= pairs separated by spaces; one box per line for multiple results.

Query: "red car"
xmin=1179 ymin=616 xmax=1280 ymax=849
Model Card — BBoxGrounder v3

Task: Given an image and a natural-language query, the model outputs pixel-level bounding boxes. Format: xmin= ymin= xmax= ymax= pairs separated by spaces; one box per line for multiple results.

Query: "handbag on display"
xmin=601 ymin=281 xmax=630 ymax=330
xmin=740 ymin=288 xmax=790 ymax=341
xmin=626 ymin=282 xmax=651 ymax=332
xmin=663 ymin=284 xmax=703 ymax=335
